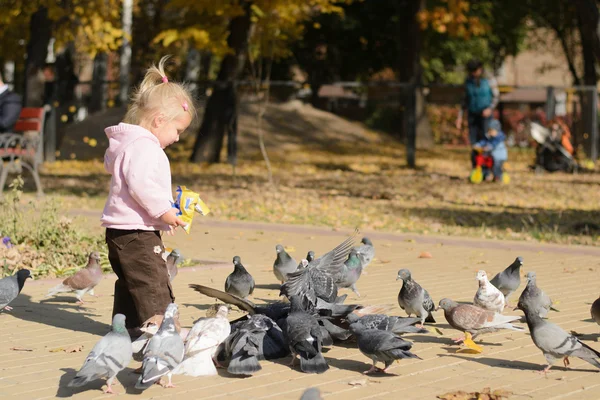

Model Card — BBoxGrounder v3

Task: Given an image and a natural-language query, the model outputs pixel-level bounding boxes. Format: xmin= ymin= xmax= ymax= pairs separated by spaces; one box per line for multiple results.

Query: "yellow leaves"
xmin=154 ymin=28 xmax=211 ymax=49
xmin=418 ymin=0 xmax=489 ymax=38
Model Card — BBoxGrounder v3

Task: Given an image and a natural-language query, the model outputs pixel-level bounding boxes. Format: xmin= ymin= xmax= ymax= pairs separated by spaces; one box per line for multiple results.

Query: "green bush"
xmin=0 ymin=176 xmax=108 ymax=278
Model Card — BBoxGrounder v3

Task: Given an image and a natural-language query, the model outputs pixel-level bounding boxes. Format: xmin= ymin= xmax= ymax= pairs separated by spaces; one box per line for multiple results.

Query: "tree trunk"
xmin=577 ymin=6 xmax=598 ymax=160
xmin=574 ymin=0 xmax=600 ymax=63
xmin=190 ymin=2 xmax=253 ymax=164
xmin=24 ymin=7 xmax=52 ymax=107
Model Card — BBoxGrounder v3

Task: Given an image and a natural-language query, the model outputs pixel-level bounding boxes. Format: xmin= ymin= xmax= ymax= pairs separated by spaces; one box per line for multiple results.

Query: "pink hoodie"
xmin=101 ymin=123 xmax=173 ymax=231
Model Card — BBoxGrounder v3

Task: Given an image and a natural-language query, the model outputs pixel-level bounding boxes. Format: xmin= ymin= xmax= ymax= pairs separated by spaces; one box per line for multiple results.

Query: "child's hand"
xmin=160 ymin=208 xmax=186 ymax=236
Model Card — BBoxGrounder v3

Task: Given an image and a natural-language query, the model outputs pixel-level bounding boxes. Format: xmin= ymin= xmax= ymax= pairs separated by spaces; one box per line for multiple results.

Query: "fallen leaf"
xmin=427 ymin=327 xmax=444 ymax=335
xmin=284 ymin=246 xmax=296 ymax=253
xmin=563 ymin=267 xmax=577 ymax=274
xmin=419 ymin=251 xmax=433 ymax=259
xmin=49 ymin=347 xmax=64 ymax=353
xmin=10 ymin=347 xmax=33 ymax=352
xmin=348 ymin=379 xmax=367 ymax=387
xmin=65 ymin=344 xmax=84 ymax=353
xmin=437 ymin=387 xmax=513 ymax=400
xmin=379 ymin=259 xmax=391 ymax=264
xmin=570 ymin=330 xmax=584 ymax=337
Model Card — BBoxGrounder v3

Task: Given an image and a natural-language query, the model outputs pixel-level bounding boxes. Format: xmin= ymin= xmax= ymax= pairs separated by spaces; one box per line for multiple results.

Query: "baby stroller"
xmin=529 ymin=119 xmax=578 ymax=173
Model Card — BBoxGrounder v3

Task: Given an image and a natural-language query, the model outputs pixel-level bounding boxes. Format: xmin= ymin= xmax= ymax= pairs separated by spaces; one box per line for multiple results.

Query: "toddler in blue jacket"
xmin=473 ymin=119 xmax=508 ymax=182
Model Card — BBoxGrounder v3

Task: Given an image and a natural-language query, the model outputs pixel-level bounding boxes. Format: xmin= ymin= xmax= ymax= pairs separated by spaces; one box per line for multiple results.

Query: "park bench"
xmin=0 ymin=107 xmax=45 ymax=197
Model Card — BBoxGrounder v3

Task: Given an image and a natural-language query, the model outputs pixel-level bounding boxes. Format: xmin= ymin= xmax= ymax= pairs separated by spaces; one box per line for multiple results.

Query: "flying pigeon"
xmin=285 ymin=296 xmax=329 ymax=374
xmin=438 ymin=298 xmax=524 ymax=343
xmin=335 ymin=249 xmax=364 ymax=297
xmin=474 ymin=270 xmax=505 ymax=313
xmin=135 ymin=303 xmax=184 ymax=389
xmin=174 ymin=305 xmax=230 ymax=377
xmin=353 ymin=237 xmax=375 ymax=269
xmin=166 ymin=249 xmax=182 ymax=282
xmin=490 ymin=257 xmax=523 ymax=303
xmin=225 ymin=256 xmax=255 ymax=299
xmin=396 ymin=269 xmax=436 ymax=326
xmin=221 ymin=314 xmax=289 ymax=375
xmin=273 ymin=245 xmax=298 ymax=283
xmin=0 ymin=269 xmax=31 ymax=312
xmin=518 ymin=298 xmax=600 ymax=374
xmin=281 ymin=231 xmax=358 ymax=311
xmin=46 ymin=252 xmax=103 ymax=304
xmin=68 ymin=314 xmax=132 ymax=394
xmin=345 ymin=313 xmax=428 ymax=335
xmin=517 ymin=271 xmax=558 ymax=318
xmin=349 ymin=322 xmax=420 ymax=374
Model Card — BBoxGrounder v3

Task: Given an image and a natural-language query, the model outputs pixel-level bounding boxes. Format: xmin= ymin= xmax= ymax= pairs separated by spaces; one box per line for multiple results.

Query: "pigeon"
xmin=285 ymin=296 xmax=329 ymax=374
xmin=300 ymin=387 xmax=323 ymax=400
xmin=174 ymin=305 xmax=230 ymax=377
xmin=438 ymin=298 xmax=524 ymax=342
xmin=517 ymin=272 xmax=558 ymax=318
xmin=345 ymin=313 xmax=428 ymax=335
xmin=298 ymin=251 xmax=315 ymax=269
xmin=591 ymin=295 xmax=600 ymax=327
xmin=490 ymin=257 xmax=523 ymax=303
xmin=349 ymin=322 xmax=420 ymax=374
xmin=166 ymin=249 xmax=182 ymax=282
xmin=225 ymin=256 xmax=255 ymax=299
xmin=474 ymin=270 xmax=505 ymax=313
xmin=135 ymin=303 xmax=184 ymax=389
xmin=354 ymin=237 xmax=375 ymax=269
xmin=335 ymin=249 xmax=364 ymax=297
xmin=132 ymin=313 xmax=189 ymax=362
xmin=273 ymin=244 xmax=297 ymax=283
xmin=46 ymin=252 xmax=103 ymax=304
xmin=281 ymin=231 xmax=357 ymax=311
xmin=221 ymin=314 xmax=289 ymax=375
xmin=396 ymin=269 xmax=436 ymax=326
xmin=68 ymin=314 xmax=132 ymax=394
xmin=0 ymin=269 xmax=31 ymax=311
xmin=518 ymin=298 xmax=600 ymax=374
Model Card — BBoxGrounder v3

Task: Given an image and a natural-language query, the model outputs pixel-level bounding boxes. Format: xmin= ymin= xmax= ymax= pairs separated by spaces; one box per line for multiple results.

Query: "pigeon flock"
xmin=2 ymin=233 xmax=600 ymax=397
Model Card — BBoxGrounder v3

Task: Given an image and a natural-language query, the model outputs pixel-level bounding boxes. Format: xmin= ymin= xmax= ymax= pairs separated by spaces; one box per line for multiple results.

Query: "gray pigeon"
xmin=285 ymin=296 xmax=329 ymax=374
xmin=273 ymin=245 xmax=297 ymax=283
xmin=298 ymin=251 xmax=315 ymax=269
xmin=281 ymin=232 xmax=357 ymax=311
xmin=591 ymin=295 xmax=600 ymax=327
xmin=349 ymin=322 xmax=420 ymax=374
xmin=517 ymin=271 xmax=558 ymax=318
xmin=438 ymin=298 xmax=524 ymax=342
xmin=335 ymin=249 xmax=364 ymax=297
xmin=46 ymin=252 xmax=103 ymax=304
xmin=136 ymin=303 xmax=185 ymax=389
xmin=490 ymin=257 xmax=523 ymax=303
xmin=166 ymin=249 xmax=182 ymax=282
xmin=222 ymin=314 xmax=289 ymax=375
xmin=345 ymin=313 xmax=428 ymax=335
xmin=68 ymin=314 xmax=132 ymax=394
xmin=396 ymin=269 xmax=436 ymax=325
xmin=0 ymin=269 xmax=31 ymax=311
xmin=225 ymin=256 xmax=255 ymax=299
xmin=518 ymin=299 xmax=600 ymax=374
xmin=300 ymin=387 xmax=323 ymax=400
xmin=354 ymin=237 xmax=375 ymax=269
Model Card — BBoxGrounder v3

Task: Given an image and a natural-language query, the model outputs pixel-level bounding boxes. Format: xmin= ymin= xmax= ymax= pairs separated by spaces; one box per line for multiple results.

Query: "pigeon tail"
xmin=425 ymin=313 xmax=436 ymax=323
xmin=496 ymin=323 xmax=525 ymax=332
xmin=136 ymin=356 xmax=171 ymax=389
xmin=173 ymin=349 xmax=216 ymax=377
xmin=299 ymin=352 xmax=329 ymax=374
xmin=46 ymin=283 xmax=71 ymax=297
xmin=393 ymin=325 xmax=429 ymax=334
xmin=388 ymin=348 xmax=422 ymax=360
xmin=68 ymin=374 xmax=94 ymax=388
xmin=228 ymin=354 xmax=262 ymax=375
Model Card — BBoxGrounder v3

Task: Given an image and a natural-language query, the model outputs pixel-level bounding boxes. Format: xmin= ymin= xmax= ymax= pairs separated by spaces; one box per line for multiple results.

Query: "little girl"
xmin=101 ymin=56 xmax=195 ymax=338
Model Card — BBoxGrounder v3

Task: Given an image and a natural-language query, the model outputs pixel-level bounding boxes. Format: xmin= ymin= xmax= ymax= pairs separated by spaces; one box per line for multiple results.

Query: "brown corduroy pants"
xmin=106 ymin=229 xmax=175 ymax=329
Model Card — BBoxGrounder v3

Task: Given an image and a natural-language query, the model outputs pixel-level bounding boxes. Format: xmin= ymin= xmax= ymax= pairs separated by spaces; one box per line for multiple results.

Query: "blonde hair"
xmin=123 ymin=55 xmax=196 ymax=126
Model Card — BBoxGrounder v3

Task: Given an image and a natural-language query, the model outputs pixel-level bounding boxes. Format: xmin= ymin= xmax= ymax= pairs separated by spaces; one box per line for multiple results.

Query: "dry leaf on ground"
xmin=50 ymin=344 xmax=84 ymax=353
xmin=437 ymin=387 xmax=513 ymax=400
xmin=348 ymin=379 xmax=368 ymax=387
xmin=10 ymin=347 xmax=33 ymax=352
xmin=419 ymin=251 xmax=433 ymax=259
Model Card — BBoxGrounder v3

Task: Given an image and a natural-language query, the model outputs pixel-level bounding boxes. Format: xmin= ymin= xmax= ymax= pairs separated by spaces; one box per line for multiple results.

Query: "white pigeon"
xmin=173 ymin=305 xmax=231 ymax=377
xmin=132 ymin=314 xmax=190 ymax=362
xmin=473 ymin=270 xmax=505 ymax=313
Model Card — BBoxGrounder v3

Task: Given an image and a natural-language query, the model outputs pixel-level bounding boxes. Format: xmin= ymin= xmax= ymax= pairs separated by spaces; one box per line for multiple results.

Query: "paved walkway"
xmin=2 ymin=216 xmax=600 ymax=399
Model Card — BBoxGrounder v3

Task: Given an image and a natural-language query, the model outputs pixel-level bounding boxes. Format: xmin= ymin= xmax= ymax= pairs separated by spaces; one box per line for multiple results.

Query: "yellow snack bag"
xmin=173 ymin=186 xmax=210 ymax=234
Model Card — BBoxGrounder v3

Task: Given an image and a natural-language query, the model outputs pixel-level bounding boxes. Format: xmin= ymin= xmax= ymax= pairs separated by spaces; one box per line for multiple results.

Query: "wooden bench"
xmin=0 ymin=107 xmax=45 ymax=197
